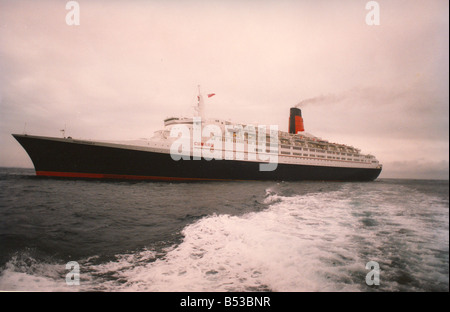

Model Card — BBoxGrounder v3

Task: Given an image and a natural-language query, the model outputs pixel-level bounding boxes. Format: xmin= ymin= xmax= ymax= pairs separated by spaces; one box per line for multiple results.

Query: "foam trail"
xmin=81 ymin=189 xmax=366 ymax=292
xmin=0 ymin=252 xmax=75 ymax=291
xmin=1 ymin=183 xmax=447 ymax=292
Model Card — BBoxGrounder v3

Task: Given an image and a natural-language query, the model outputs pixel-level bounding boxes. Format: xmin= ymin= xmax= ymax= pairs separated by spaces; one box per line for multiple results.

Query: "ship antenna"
xmin=60 ymin=124 xmax=66 ymax=138
xmin=196 ymin=85 xmax=205 ymax=120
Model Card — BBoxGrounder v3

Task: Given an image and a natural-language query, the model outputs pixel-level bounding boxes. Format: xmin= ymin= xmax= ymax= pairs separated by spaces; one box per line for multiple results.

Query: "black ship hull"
xmin=12 ymin=134 xmax=382 ymax=182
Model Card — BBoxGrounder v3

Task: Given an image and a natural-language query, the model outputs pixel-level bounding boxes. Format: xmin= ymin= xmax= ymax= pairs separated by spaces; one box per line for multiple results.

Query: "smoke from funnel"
xmin=295 ymin=93 xmax=346 ymax=108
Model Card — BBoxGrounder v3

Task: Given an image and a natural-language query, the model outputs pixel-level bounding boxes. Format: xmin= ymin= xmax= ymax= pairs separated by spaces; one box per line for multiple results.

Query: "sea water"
xmin=0 ymin=168 xmax=448 ymax=292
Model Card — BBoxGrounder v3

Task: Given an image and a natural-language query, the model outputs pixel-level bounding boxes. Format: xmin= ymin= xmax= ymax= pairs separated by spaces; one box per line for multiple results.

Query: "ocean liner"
xmin=12 ymin=90 xmax=382 ymax=181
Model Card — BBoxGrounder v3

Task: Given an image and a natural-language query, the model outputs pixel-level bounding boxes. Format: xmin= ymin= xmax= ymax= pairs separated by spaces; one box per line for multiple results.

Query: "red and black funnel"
xmin=289 ymin=107 xmax=305 ymax=134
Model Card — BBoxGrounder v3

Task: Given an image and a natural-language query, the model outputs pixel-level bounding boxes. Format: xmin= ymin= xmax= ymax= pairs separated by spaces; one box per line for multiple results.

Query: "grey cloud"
xmin=0 ymin=0 xmax=448 ymax=179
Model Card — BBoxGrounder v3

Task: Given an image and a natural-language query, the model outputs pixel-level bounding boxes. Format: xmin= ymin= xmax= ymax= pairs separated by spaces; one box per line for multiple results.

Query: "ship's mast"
xmin=196 ymin=85 xmax=205 ymax=120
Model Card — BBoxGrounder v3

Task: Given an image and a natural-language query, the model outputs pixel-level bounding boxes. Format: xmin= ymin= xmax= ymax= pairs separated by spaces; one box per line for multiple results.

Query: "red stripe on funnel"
xmin=295 ymin=115 xmax=304 ymax=133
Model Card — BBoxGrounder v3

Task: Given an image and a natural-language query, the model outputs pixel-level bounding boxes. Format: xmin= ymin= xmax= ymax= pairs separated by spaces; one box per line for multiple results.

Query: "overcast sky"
xmin=0 ymin=0 xmax=448 ymax=179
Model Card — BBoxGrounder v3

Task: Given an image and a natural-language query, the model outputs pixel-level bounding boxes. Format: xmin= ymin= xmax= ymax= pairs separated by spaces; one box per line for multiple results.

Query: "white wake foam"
xmin=1 ymin=184 xmax=448 ymax=292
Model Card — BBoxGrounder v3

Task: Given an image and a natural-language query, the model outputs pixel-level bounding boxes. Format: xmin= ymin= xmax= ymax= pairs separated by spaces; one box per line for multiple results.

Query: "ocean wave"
xmin=0 ymin=181 xmax=448 ymax=292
